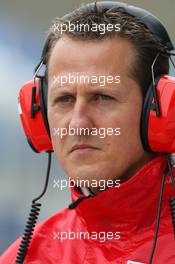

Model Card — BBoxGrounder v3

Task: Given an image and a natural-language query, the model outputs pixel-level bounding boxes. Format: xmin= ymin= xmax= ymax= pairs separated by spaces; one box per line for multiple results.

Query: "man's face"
xmin=47 ymin=36 xmax=154 ymax=186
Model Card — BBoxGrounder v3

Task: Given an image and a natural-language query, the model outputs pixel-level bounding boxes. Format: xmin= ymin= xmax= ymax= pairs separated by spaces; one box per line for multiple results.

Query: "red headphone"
xmin=18 ymin=2 xmax=175 ymax=154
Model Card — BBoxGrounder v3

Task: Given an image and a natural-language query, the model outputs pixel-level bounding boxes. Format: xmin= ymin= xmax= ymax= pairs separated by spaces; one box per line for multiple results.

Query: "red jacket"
xmin=1 ymin=155 xmax=175 ymax=264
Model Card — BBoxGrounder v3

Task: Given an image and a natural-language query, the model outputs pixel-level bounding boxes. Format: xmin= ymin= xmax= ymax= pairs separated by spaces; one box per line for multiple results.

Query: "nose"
xmin=69 ymin=99 xmax=94 ymax=134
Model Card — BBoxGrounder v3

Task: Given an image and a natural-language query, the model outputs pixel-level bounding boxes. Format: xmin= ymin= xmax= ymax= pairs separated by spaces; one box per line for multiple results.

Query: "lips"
xmin=70 ymin=144 xmax=99 ymax=153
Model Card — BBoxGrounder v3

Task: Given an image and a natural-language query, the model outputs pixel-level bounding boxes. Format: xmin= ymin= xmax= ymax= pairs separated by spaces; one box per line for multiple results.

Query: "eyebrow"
xmin=48 ymin=84 xmax=124 ymax=102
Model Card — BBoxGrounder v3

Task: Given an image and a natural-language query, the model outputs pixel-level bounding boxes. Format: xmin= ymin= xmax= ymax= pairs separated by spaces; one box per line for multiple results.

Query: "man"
xmin=1 ymin=1 xmax=175 ymax=263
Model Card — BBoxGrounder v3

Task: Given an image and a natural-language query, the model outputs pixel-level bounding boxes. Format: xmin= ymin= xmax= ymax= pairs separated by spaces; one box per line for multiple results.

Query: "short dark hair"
xmin=44 ymin=2 xmax=169 ymax=96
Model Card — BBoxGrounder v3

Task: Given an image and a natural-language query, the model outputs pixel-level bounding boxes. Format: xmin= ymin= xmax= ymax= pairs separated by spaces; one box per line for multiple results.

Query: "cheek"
xmin=47 ymin=109 xmax=66 ymax=155
xmin=48 ymin=102 xmax=67 ymax=133
xmin=106 ymin=102 xmax=142 ymax=150
xmin=127 ymin=100 xmax=142 ymax=136
xmin=119 ymin=106 xmax=144 ymax=155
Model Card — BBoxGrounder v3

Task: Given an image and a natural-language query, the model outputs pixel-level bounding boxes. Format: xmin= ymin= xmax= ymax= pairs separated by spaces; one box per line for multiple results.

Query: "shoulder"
xmin=0 ymin=207 xmax=77 ymax=264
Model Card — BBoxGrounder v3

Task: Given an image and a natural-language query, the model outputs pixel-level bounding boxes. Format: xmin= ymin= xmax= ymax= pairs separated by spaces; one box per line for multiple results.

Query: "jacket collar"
xmin=69 ymin=155 xmax=175 ymax=232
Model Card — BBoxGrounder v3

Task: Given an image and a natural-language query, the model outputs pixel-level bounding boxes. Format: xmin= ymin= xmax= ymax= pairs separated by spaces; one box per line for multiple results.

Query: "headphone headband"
xmin=77 ymin=2 xmax=174 ymax=51
xmin=40 ymin=1 xmax=174 ymax=63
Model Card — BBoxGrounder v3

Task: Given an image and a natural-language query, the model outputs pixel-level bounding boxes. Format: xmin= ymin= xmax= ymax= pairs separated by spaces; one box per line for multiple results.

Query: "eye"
xmin=94 ymin=94 xmax=113 ymax=101
xmin=54 ymin=94 xmax=74 ymax=103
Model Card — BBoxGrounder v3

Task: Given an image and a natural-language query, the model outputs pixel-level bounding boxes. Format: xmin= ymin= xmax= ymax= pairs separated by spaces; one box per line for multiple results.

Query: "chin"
xmin=65 ymin=163 xmax=115 ymax=183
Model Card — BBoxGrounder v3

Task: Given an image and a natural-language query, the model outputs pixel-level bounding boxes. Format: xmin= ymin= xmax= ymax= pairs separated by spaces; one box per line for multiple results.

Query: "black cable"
xmin=15 ymin=151 xmax=52 ymax=264
xmin=68 ymin=194 xmax=94 ymax=209
xmin=149 ymin=165 xmax=168 ymax=264
xmin=166 ymin=154 xmax=175 ymax=237
xmin=166 ymin=154 xmax=175 ymax=188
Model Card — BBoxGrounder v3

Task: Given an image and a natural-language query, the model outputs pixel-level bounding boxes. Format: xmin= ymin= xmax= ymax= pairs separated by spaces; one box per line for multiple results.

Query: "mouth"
xmin=70 ymin=144 xmax=99 ymax=153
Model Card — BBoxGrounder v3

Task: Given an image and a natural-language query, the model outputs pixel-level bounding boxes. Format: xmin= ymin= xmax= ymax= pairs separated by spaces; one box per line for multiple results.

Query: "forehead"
xmin=47 ymin=36 xmax=135 ymax=82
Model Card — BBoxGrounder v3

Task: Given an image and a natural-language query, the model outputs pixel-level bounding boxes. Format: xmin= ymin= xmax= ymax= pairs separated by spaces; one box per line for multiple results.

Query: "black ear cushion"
xmin=39 ymin=77 xmax=51 ymax=137
xmin=140 ymin=76 xmax=161 ymax=152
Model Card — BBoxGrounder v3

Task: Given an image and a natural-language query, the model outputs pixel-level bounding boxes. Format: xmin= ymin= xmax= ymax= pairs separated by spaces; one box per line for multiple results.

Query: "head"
xmin=45 ymin=2 xmax=169 ymax=188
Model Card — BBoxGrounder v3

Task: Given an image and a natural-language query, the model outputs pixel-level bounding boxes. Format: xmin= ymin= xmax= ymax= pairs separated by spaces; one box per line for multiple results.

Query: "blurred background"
xmin=0 ymin=0 xmax=175 ymax=254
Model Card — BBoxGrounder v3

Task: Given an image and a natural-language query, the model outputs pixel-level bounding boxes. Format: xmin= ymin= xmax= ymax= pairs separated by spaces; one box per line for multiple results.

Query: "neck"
xmin=88 ymin=152 xmax=158 ymax=195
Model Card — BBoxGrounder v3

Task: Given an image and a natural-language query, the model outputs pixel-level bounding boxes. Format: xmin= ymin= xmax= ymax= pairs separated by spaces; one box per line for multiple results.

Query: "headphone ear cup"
xmin=141 ymin=75 xmax=175 ymax=153
xmin=18 ymin=78 xmax=53 ymax=153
